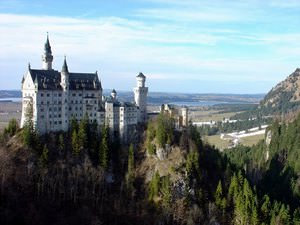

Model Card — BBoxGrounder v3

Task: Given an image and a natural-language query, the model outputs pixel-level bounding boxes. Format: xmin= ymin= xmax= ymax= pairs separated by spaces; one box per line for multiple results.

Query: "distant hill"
xmin=0 ymin=90 xmax=21 ymax=98
xmin=259 ymin=68 xmax=300 ymax=115
xmin=0 ymin=89 xmax=264 ymax=106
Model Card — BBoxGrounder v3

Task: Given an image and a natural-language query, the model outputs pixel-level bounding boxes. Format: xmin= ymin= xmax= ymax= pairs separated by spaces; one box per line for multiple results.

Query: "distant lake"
xmin=0 ymin=98 xmax=22 ymax=102
xmin=169 ymin=101 xmax=225 ymax=106
xmin=169 ymin=101 xmax=248 ymax=106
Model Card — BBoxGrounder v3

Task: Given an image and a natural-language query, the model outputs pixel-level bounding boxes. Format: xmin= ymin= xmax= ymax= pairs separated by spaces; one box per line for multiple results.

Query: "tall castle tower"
xmin=60 ymin=57 xmax=69 ymax=131
xmin=134 ymin=72 xmax=148 ymax=123
xmin=42 ymin=34 xmax=53 ymax=70
xmin=181 ymin=106 xmax=188 ymax=127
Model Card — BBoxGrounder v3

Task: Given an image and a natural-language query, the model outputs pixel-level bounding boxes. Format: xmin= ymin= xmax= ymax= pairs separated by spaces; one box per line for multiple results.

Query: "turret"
xmin=60 ymin=56 xmax=69 ymax=131
xmin=60 ymin=56 xmax=69 ymax=91
xmin=136 ymin=72 xmax=146 ymax=87
xmin=42 ymin=34 xmax=53 ymax=70
xmin=134 ymin=72 xmax=148 ymax=123
xmin=181 ymin=106 xmax=188 ymax=127
xmin=111 ymin=89 xmax=117 ymax=101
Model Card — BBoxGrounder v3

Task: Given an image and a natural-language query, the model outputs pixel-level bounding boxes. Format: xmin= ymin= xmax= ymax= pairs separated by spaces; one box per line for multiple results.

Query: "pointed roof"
xmin=61 ymin=56 xmax=69 ymax=73
xmin=112 ymin=89 xmax=117 ymax=94
xmin=44 ymin=33 xmax=52 ymax=54
xmin=137 ymin=72 xmax=145 ymax=78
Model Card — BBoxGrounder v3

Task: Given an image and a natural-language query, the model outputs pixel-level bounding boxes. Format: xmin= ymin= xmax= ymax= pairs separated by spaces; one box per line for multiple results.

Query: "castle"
xmin=20 ymin=35 xmax=148 ymax=142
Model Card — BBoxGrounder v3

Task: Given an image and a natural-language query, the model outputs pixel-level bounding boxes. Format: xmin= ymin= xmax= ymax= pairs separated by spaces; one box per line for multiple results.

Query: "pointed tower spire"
xmin=61 ymin=56 xmax=69 ymax=73
xmin=42 ymin=33 xmax=53 ymax=70
xmin=44 ymin=32 xmax=52 ymax=54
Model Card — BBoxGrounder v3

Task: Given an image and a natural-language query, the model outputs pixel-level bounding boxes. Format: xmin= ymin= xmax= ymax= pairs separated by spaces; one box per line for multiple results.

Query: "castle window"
xmin=79 ymin=93 xmax=82 ymax=97
xmin=41 ymin=108 xmax=44 ymax=112
xmin=54 ymin=121 xmax=57 ymax=125
xmin=59 ymin=121 xmax=62 ymax=124
xmin=50 ymin=121 xmax=52 ymax=125
xmin=72 ymin=93 xmax=76 ymax=97
xmin=49 ymin=108 xmax=52 ymax=111
xmin=41 ymin=93 xmax=44 ymax=97
xmin=49 ymin=115 xmax=52 ymax=118
xmin=58 ymin=114 xmax=61 ymax=118
xmin=47 ymin=101 xmax=50 ymax=105
xmin=47 ymin=93 xmax=50 ymax=97
xmin=69 ymin=107 xmax=72 ymax=111
xmin=58 ymin=93 xmax=61 ymax=97
xmin=41 ymin=101 xmax=44 ymax=105
xmin=80 ymin=107 xmax=82 ymax=110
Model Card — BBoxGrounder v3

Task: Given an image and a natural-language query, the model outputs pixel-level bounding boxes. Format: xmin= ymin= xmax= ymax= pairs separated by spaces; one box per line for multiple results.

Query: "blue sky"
xmin=1 ymin=0 xmax=300 ymax=93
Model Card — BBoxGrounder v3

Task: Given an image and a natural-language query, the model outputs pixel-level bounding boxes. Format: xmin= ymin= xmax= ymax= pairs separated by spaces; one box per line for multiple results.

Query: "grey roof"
xmin=111 ymin=89 xmax=116 ymax=94
xmin=137 ymin=72 xmax=145 ymax=78
xmin=44 ymin=35 xmax=52 ymax=54
xmin=29 ymin=69 xmax=101 ymax=91
xmin=120 ymin=102 xmax=136 ymax=107
xmin=61 ymin=57 xmax=69 ymax=73
xmin=30 ymin=69 xmax=61 ymax=90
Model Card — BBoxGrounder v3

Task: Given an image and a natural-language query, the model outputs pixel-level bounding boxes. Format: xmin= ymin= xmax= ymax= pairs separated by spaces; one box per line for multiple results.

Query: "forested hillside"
xmin=0 ymin=113 xmax=300 ymax=224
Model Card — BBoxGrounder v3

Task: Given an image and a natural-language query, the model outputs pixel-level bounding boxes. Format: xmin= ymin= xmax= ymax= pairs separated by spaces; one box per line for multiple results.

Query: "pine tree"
xmin=58 ymin=133 xmax=65 ymax=151
xmin=22 ymin=101 xmax=36 ymax=147
xmin=99 ymin=126 xmax=109 ymax=170
xmin=70 ymin=116 xmax=78 ymax=133
xmin=149 ymin=171 xmax=160 ymax=201
xmin=126 ymin=144 xmax=135 ymax=192
xmin=161 ymin=175 xmax=171 ymax=208
xmin=128 ymin=144 xmax=134 ymax=174
xmin=72 ymin=129 xmax=80 ymax=155
xmin=39 ymin=144 xmax=49 ymax=166
xmin=78 ymin=114 xmax=89 ymax=150
xmin=4 ymin=118 xmax=18 ymax=137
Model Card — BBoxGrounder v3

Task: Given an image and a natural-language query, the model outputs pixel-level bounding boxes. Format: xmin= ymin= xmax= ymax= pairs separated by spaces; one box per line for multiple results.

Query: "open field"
xmin=190 ymin=109 xmax=239 ymax=122
xmin=0 ymin=102 xmax=21 ymax=131
xmin=204 ymin=133 xmax=265 ymax=151
xmin=204 ymin=135 xmax=231 ymax=150
xmin=239 ymin=134 xmax=265 ymax=147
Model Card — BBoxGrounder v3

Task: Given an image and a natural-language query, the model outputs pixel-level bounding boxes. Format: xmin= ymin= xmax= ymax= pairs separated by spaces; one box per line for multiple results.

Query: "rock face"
xmin=156 ymin=144 xmax=171 ymax=160
xmin=260 ymin=68 xmax=300 ymax=114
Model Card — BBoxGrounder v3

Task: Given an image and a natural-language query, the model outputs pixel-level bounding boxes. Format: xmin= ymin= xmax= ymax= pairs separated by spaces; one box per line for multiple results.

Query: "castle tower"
xmin=181 ymin=106 xmax=188 ymax=127
xmin=42 ymin=34 xmax=53 ymax=70
xmin=134 ymin=72 xmax=148 ymax=123
xmin=111 ymin=89 xmax=117 ymax=101
xmin=60 ymin=57 xmax=69 ymax=131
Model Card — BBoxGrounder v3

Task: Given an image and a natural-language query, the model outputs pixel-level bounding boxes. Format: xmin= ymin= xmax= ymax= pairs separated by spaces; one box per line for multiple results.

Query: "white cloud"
xmin=0 ymin=11 xmax=299 ymax=93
